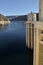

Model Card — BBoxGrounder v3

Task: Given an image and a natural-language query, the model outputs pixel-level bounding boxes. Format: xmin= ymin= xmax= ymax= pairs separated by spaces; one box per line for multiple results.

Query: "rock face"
xmin=0 ymin=14 xmax=9 ymax=21
xmin=0 ymin=14 xmax=10 ymax=25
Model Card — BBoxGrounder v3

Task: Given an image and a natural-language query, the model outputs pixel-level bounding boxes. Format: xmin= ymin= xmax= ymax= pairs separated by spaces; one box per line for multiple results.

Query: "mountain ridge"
xmin=6 ymin=15 xmax=27 ymax=21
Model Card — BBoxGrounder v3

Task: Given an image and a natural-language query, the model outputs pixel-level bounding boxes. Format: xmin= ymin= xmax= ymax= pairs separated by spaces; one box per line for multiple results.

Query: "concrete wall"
xmin=39 ymin=0 xmax=43 ymax=21
xmin=26 ymin=20 xmax=43 ymax=65
xmin=26 ymin=21 xmax=34 ymax=49
xmin=27 ymin=13 xmax=33 ymax=21
xmin=26 ymin=21 xmax=43 ymax=65
xmin=26 ymin=21 xmax=43 ymax=49
xmin=27 ymin=13 xmax=38 ymax=21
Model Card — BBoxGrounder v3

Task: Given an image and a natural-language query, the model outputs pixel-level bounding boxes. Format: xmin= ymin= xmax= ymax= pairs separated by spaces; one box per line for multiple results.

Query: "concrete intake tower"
xmin=26 ymin=0 xmax=43 ymax=65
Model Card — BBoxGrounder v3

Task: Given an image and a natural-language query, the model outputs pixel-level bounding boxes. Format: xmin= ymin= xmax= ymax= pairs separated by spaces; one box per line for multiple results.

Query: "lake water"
xmin=0 ymin=21 xmax=33 ymax=65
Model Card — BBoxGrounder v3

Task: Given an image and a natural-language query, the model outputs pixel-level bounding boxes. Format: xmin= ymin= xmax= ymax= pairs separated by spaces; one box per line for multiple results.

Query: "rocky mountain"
xmin=0 ymin=14 xmax=9 ymax=21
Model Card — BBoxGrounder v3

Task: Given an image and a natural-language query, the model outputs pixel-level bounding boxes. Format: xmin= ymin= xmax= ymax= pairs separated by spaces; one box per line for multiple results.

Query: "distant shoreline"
xmin=6 ymin=15 xmax=27 ymax=21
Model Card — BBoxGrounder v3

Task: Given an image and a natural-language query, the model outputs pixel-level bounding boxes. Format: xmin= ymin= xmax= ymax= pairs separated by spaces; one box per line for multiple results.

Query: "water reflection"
xmin=0 ymin=24 xmax=8 ymax=31
xmin=0 ymin=21 xmax=26 ymax=55
xmin=0 ymin=21 xmax=33 ymax=65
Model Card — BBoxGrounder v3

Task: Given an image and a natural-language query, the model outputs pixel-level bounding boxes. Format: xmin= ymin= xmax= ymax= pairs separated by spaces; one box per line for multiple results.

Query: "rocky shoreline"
xmin=0 ymin=14 xmax=10 ymax=25
xmin=0 ymin=21 xmax=10 ymax=25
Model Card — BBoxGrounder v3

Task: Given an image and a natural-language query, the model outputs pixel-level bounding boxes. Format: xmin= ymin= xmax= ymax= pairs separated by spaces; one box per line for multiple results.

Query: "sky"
xmin=0 ymin=0 xmax=39 ymax=16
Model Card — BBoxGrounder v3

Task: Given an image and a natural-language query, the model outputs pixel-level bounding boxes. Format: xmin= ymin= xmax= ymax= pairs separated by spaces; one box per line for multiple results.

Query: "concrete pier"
xmin=26 ymin=13 xmax=37 ymax=49
xmin=26 ymin=21 xmax=34 ymax=49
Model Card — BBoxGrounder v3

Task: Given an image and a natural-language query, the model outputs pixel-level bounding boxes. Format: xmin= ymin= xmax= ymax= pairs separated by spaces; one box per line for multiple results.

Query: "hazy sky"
xmin=0 ymin=0 xmax=39 ymax=16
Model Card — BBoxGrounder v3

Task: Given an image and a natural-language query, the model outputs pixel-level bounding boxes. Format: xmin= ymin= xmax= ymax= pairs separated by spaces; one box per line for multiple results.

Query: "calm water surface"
xmin=0 ymin=21 xmax=33 ymax=65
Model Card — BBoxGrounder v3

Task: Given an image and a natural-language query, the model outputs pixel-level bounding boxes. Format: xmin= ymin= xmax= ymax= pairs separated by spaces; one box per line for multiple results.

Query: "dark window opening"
xmin=41 ymin=39 xmax=43 ymax=41
xmin=41 ymin=31 xmax=43 ymax=33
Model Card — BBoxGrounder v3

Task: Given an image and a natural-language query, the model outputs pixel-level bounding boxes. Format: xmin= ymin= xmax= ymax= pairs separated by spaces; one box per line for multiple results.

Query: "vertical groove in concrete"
xmin=26 ymin=23 xmax=27 ymax=47
xmin=33 ymin=28 xmax=36 ymax=65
